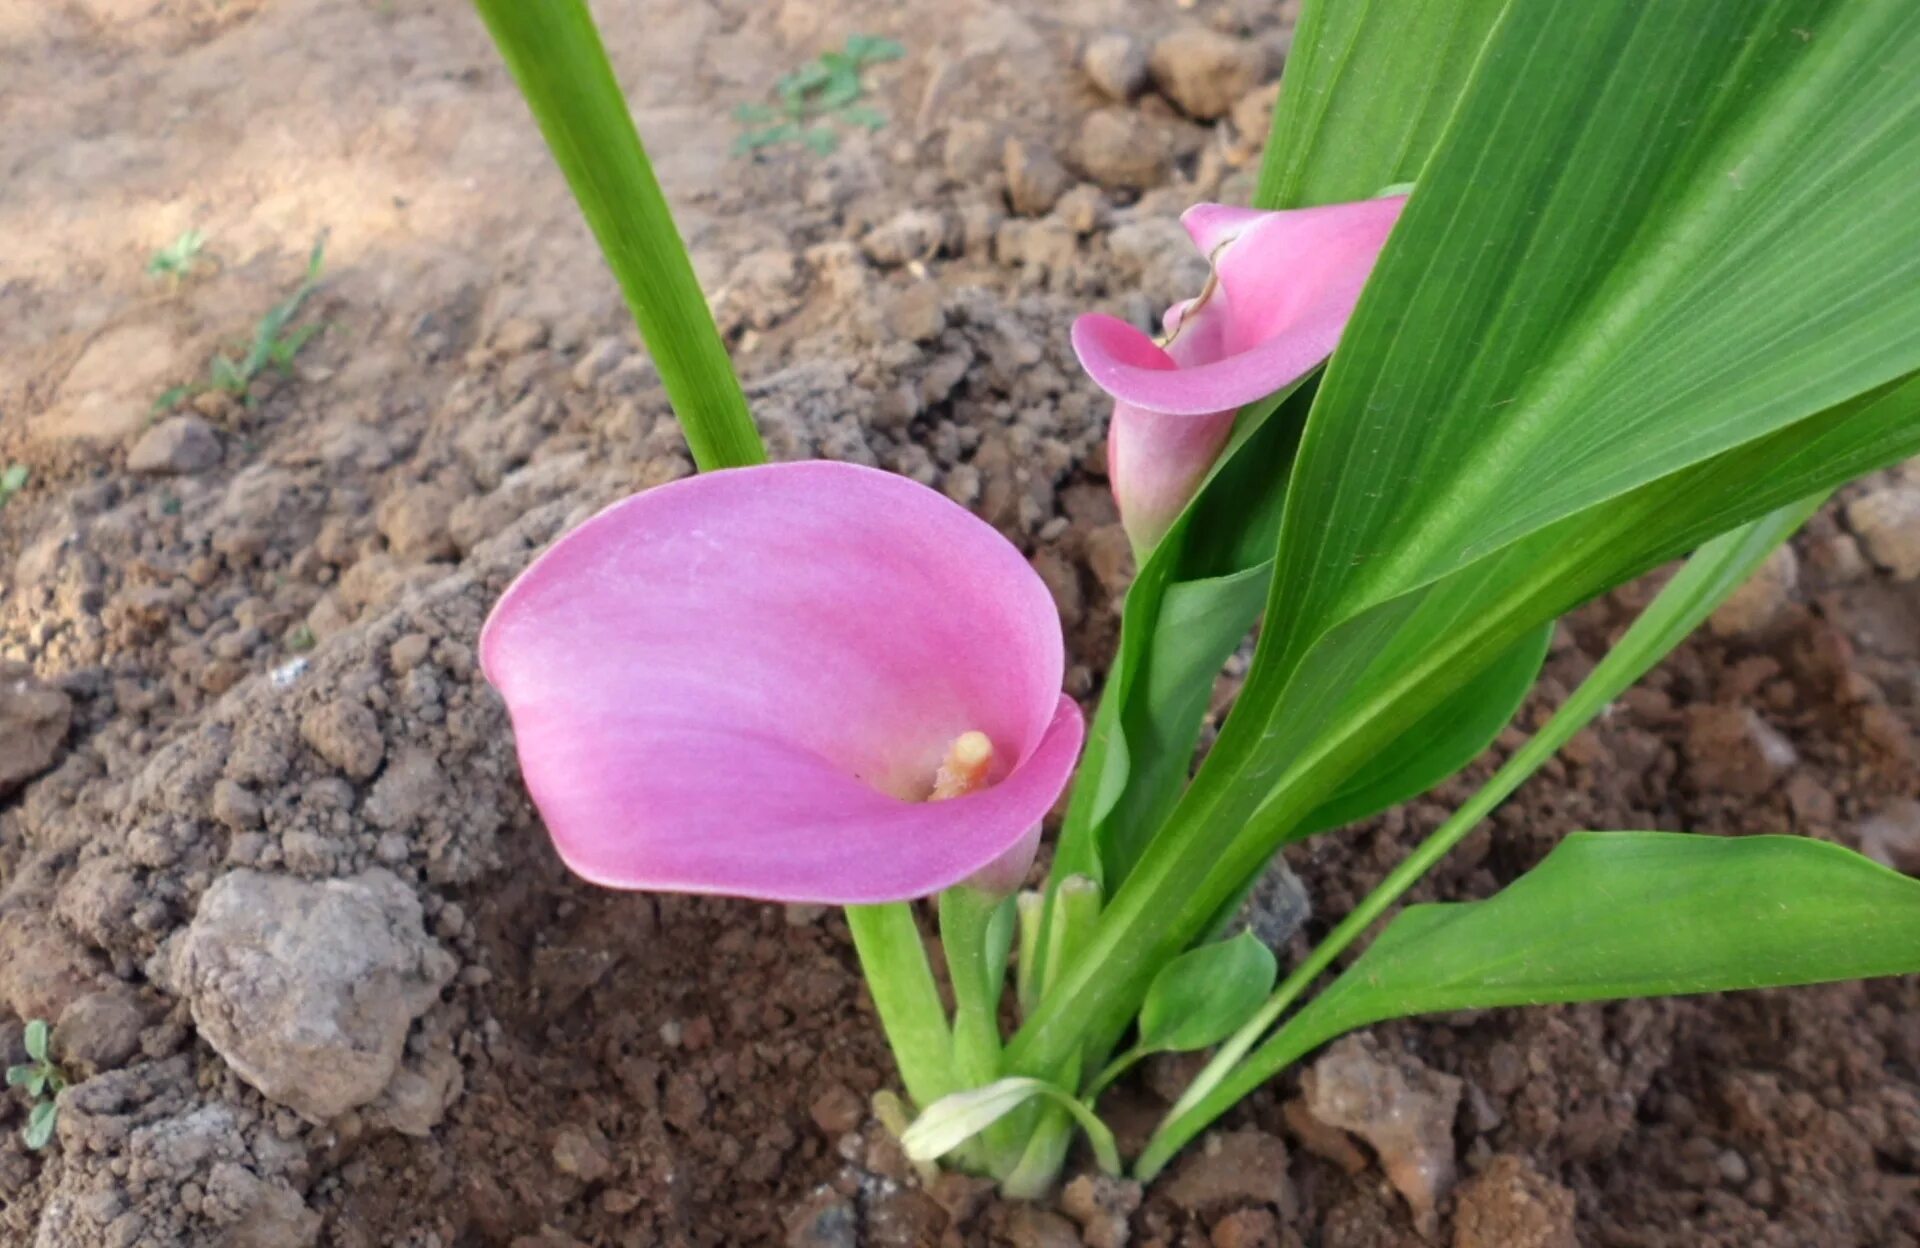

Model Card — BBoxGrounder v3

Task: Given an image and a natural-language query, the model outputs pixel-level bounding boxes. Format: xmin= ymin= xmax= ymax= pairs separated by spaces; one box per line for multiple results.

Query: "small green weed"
xmin=155 ymin=235 xmax=328 ymax=414
xmin=6 ymin=1020 xmax=67 ymax=1150
xmin=146 ymin=229 xmax=208 ymax=283
xmin=0 ymin=463 xmax=28 ymax=509
xmin=734 ymin=34 xmax=903 ymax=157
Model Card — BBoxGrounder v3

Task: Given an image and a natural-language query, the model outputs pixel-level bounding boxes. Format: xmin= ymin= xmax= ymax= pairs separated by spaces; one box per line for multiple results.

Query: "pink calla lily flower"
xmin=480 ymin=460 xmax=1084 ymax=904
xmin=1072 ymin=195 xmax=1407 ymax=549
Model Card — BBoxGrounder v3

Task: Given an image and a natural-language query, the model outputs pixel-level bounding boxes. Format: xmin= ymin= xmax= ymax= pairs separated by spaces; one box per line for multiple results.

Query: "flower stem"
xmin=470 ymin=0 xmax=765 ymax=471
xmin=845 ymin=903 xmax=958 ymax=1113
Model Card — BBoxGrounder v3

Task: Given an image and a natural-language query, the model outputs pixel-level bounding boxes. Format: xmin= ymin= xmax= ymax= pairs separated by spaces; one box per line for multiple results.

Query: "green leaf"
xmin=1137 ymin=931 xmax=1278 ymax=1054
xmin=802 ymin=125 xmax=839 ymax=156
xmin=4 ymin=1064 xmax=32 ymax=1088
xmin=733 ymin=102 xmax=777 ymax=124
xmin=23 ymin=1020 xmax=48 ymax=1063
xmin=847 ymin=34 xmax=905 ymax=64
xmin=840 ymin=104 xmax=887 ymax=131
xmin=902 ymin=1077 xmax=1121 ymax=1176
xmin=0 ymin=463 xmax=28 ymax=501
xmin=1256 ymin=0 xmax=1508 ymax=208
xmin=471 ymin=0 xmax=764 ymax=471
xmin=1299 ymin=621 xmax=1551 ymax=835
xmin=1284 ymin=833 xmax=1920 ymax=1054
xmin=24 ymin=1099 xmax=55 ymax=1150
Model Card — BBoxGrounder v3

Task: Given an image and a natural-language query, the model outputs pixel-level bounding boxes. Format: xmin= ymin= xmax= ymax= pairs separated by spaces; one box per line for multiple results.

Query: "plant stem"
xmin=845 ymin=903 xmax=958 ymax=1113
xmin=1131 ymin=500 xmax=1820 ymax=1179
xmin=470 ymin=0 xmax=764 ymax=471
xmin=939 ymin=887 xmax=1006 ymax=1085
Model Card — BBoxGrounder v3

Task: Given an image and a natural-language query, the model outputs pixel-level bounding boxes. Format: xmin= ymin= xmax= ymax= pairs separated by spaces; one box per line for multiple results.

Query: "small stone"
xmin=1230 ymin=82 xmax=1282 ymax=143
xmin=862 ymin=209 xmax=947 ymax=266
xmin=211 ymin=779 xmax=263 ymax=831
xmin=1005 ymin=136 xmax=1074 ymax=217
xmin=808 ymin=1084 xmax=865 ymax=1136
xmin=159 ymin=868 xmax=456 ymax=1121
xmin=1302 ymin=1036 xmax=1463 ymax=1236
xmin=1164 ymin=1129 xmax=1296 ymax=1218
xmin=54 ymin=987 xmax=150 ymax=1074
xmin=300 ymin=699 xmax=385 ymax=780
xmin=1211 ymin=1208 xmax=1281 ymax=1248
xmin=1451 ymin=1155 xmax=1576 ymax=1248
xmin=1282 ymin=1096 xmax=1368 ymax=1174
xmin=1060 ymin=1174 xmax=1141 ymax=1248
xmin=1084 ymin=524 xmax=1136 ymax=598
xmin=882 ymin=280 xmax=947 ymax=343
xmin=0 ymin=661 xmax=72 ymax=796
xmin=1681 ymin=705 xmax=1796 ymax=797
xmin=1054 ymin=184 xmax=1108 ymax=235
xmin=373 ymin=1047 xmax=463 ymax=1137
xmin=491 ymin=316 xmax=549 ymax=354
xmin=1855 ymin=798 xmax=1920 ymax=873
xmin=128 ymin=415 xmax=223 ymax=475
xmin=377 ymin=482 xmax=459 ymax=561
xmin=1149 ymin=28 xmax=1268 ymax=121
xmin=786 ymin=1191 xmax=858 ymax=1248
xmin=1074 ymin=109 xmax=1171 ymax=191
xmin=1235 ymin=856 xmax=1311 ymax=950
xmin=866 ymin=1188 xmax=948 ymax=1247
xmin=389 ymin=632 xmax=433 ymax=674
xmin=1082 ymin=33 xmax=1150 ymax=102
xmin=1707 ymin=543 xmax=1797 ymax=637
xmin=552 ymin=1125 xmax=614 ymax=1182
xmin=943 ymin=120 xmax=1003 ymax=182
xmin=1005 ymin=1207 xmax=1082 ymax=1248
xmin=1846 ymin=483 xmax=1920 ymax=580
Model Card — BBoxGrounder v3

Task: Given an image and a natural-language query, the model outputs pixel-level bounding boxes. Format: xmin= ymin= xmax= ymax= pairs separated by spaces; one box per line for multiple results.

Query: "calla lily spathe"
xmin=1073 ymin=195 xmax=1407 ymax=549
xmin=481 ymin=460 xmax=1083 ymax=904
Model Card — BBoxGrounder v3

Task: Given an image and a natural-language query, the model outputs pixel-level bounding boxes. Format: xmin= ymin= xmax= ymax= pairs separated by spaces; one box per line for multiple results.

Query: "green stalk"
xmin=845 ymin=904 xmax=959 ymax=1113
xmin=939 ymin=887 xmax=1007 ymax=1086
xmin=471 ymin=0 xmax=764 ymax=471
xmin=1131 ymin=500 xmax=1819 ymax=1178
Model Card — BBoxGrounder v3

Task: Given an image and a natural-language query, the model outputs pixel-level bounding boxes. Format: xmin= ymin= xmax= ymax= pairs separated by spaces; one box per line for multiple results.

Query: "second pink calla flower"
xmin=1073 ymin=195 xmax=1407 ymax=550
xmin=480 ymin=461 xmax=1083 ymax=905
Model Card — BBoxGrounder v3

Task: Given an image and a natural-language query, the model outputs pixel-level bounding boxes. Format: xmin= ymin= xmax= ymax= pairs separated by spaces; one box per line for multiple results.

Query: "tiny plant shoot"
xmin=5 ymin=1019 xmax=66 ymax=1150
xmin=154 ymin=235 xmax=328 ymax=413
xmin=475 ymin=0 xmax=1920 ymax=1210
xmin=0 ymin=463 xmax=29 ymax=509
xmin=733 ymin=35 xmax=904 ymax=157
xmin=146 ymin=228 xmax=208 ymax=283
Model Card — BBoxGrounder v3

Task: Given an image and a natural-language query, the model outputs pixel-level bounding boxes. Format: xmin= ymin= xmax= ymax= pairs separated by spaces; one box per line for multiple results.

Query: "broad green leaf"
xmin=1255 ymin=0 xmax=1508 ymax=208
xmin=1136 ymin=931 xmax=1277 ymax=1054
xmin=25 ymin=1099 xmax=55 ymax=1150
xmin=902 ymin=1077 xmax=1121 ymax=1176
xmin=23 ymin=1020 xmax=48 ymax=1063
xmin=4 ymin=1065 xmax=32 ymax=1089
xmin=1299 ymin=620 xmax=1551 ymax=836
xmin=1286 ymin=833 xmax=1920 ymax=1051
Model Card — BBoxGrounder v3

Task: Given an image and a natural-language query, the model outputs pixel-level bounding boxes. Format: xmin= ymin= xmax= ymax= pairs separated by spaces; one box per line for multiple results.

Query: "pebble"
xmin=551 ymin=1125 xmax=613 ymax=1182
xmin=1708 ymin=542 xmax=1798 ymax=637
xmin=1302 ymin=1036 xmax=1463 ymax=1236
xmin=1074 ymin=109 xmax=1172 ymax=191
xmin=1004 ymin=136 xmax=1074 ymax=216
xmin=786 ymin=1191 xmax=858 ymax=1248
xmin=1845 ymin=483 xmax=1920 ymax=580
xmin=1149 ymin=28 xmax=1268 ymax=121
xmin=1081 ymin=32 xmax=1150 ymax=102
xmin=0 ymin=660 xmax=72 ymax=796
xmin=128 ymin=414 xmax=223 ymax=475
xmin=1164 ymin=1129 xmax=1297 ymax=1219
xmin=1005 ymin=1207 xmax=1082 ymax=1248
xmin=1855 ymin=798 xmax=1920 ymax=873
xmin=881 ymin=280 xmax=947 ymax=344
xmin=808 ymin=1084 xmax=865 ymax=1137
xmin=1059 ymin=1173 xmax=1142 ymax=1248
xmin=1681 ymin=705 xmax=1796 ymax=797
xmin=1450 ymin=1154 xmax=1577 ymax=1248
xmin=862 ymin=209 xmax=947 ymax=267
xmin=300 ymin=698 xmax=386 ymax=780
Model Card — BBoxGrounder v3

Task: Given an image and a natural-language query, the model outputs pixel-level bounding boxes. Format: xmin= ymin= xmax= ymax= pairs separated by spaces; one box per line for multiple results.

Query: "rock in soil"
xmin=1149 ymin=28 xmax=1268 ymax=120
xmin=1074 ymin=108 xmax=1172 ymax=191
xmin=1681 ymin=704 xmax=1797 ymax=796
xmin=1845 ymin=481 xmax=1920 ymax=579
xmin=1005 ymin=136 xmax=1074 ymax=217
xmin=0 ymin=660 xmax=71 ymax=795
xmin=127 ymin=413 xmax=223 ymax=475
xmin=156 ymin=868 xmax=456 ymax=1121
xmin=1060 ymin=1173 xmax=1143 ymax=1248
xmin=1082 ymin=32 xmax=1151 ymax=102
xmin=1855 ymin=797 xmax=1920 ymax=873
xmin=1164 ymin=1129 xmax=1297 ymax=1220
xmin=1707 ymin=542 xmax=1797 ymax=637
xmin=1450 ymin=1155 xmax=1577 ymax=1248
xmin=1302 ymin=1035 xmax=1463 ymax=1236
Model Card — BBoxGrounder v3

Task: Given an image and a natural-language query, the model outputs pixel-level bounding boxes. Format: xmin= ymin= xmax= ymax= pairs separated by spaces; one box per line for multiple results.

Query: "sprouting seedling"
xmin=733 ymin=34 xmax=903 ymax=157
xmin=146 ymin=229 xmax=208 ymax=283
xmin=6 ymin=1020 xmax=67 ymax=1150
xmin=155 ymin=234 xmax=328 ymax=413
xmin=0 ymin=463 xmax=28 ymax=509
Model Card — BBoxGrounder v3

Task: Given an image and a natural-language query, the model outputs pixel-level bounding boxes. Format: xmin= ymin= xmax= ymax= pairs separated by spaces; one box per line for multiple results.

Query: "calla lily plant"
xmin=477 ymin=0 xmax=1920 ymax=1213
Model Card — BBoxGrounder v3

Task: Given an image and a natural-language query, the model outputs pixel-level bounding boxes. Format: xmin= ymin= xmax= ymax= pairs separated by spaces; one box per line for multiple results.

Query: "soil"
xmin=2 ymin=2 xmax=1917 ymax=1246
